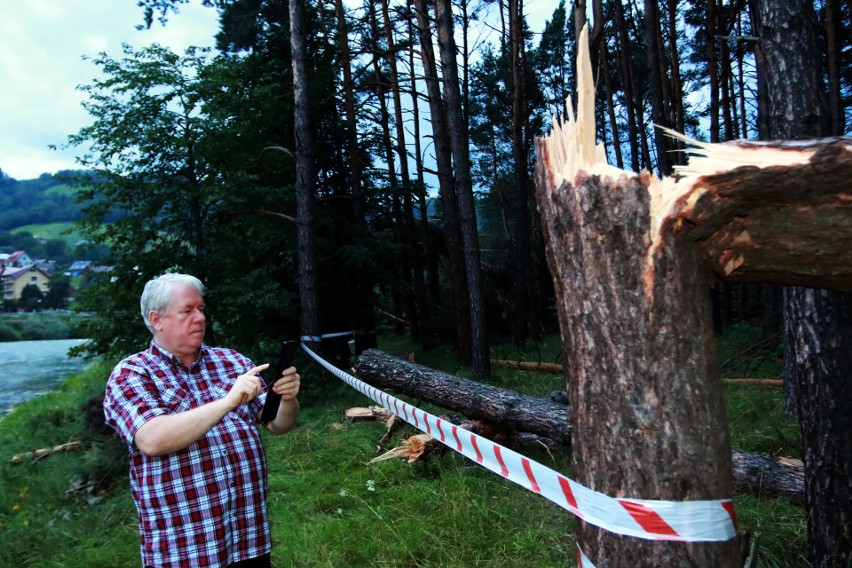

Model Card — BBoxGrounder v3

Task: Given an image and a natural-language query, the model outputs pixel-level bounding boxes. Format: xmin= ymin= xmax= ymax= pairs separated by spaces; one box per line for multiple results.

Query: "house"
xmin=0 ymin=250 xmax=34 ymax=269
xmin=0 ymin=264 xmax=52 ymax=301
xmin=66 ymin=260 xmax=93 ymax=277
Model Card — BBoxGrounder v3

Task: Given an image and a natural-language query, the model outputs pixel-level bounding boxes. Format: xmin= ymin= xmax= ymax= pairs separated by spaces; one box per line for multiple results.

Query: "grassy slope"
xmin=0 ymin=332 xmax=806 ymax=567
xmin=10 ymin=221 xmax=83 ymax=245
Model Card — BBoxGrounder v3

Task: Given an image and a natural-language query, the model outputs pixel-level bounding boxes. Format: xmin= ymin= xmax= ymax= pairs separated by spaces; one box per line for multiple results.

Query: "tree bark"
xmin=659 ymin=135 xmax=852 ymax=292
xmin=290 ymin=0 xmax=321 ymax=338
xmin=509 ymin=0 xmax=531 ymax=347
xmin=643 ymin=0 xmax=674 ymax=175
xmin=412 ymin=0 xmax=472 ymax=363
xmin=752 ymin=2 xmax=852 ymax=565
xmin=355 ymin=348 xmax=569 ymax=442
xmin=434 ymin=0 xmax=490 ymax=380
xmin=535 ymin=25 xmax=739 ymax=566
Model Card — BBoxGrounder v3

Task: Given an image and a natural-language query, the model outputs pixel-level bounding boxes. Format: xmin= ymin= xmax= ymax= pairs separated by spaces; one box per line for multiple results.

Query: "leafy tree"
xmin=64 ymin=43 xmax=304 ymax=359
xmin=19 ymin=284 xmax=44 ymax=311
xmin=44 ymin=275 xmax=72 ymax=310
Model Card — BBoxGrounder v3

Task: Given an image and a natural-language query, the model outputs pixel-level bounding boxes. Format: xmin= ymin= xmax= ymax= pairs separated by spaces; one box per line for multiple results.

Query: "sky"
xmin=0 ymin=0 xmax=220 ymax=181
xmin=0 ymin=0 xmax=558 ymax=182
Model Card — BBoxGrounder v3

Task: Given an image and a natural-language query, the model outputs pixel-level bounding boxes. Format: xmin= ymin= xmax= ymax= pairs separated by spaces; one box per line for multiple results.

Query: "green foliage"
xmin=0 ymin=172 xmax=84 ymax=232
xmin=0 ymin=314 xmax=85 ymax=341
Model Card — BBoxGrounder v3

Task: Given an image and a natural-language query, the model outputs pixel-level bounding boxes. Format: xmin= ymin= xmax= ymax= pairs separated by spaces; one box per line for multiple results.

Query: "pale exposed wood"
xmin=11 ymin=441 xmax=84 ymax=465
xmin=343 ymin=406 xmax=393 ymax=424
xmin=369 ymin=434 xmax=437 ymax=464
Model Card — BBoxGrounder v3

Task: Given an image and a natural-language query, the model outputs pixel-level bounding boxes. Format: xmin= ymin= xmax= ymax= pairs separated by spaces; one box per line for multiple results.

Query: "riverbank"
xmin=0 ymin=312 xmax=90 ymax=342
xmin=0 ymin=338 xmax=91 ymax=415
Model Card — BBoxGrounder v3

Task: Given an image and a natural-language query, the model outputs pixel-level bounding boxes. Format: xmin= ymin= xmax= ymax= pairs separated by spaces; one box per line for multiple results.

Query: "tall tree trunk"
xmin=434 ymin=0 xmax=490 ymax=380
xmin=600 ymin=38 xmax=624 ymax=169
xmin=334 ymin=0 xmax=364 ymax=224
xmin=368 ymin=0 xmax=417 ymax=341
xmin=535 ymin=27 xmax=739 ymax=566
xmin=290 ymin=0 xmax=321 ymax=339
xmin=643 ymin=0 xmax=674 ymax=175
xmin=707 ymin=0 xmax=721 ymax=142
xmin=824 ymin=0 xmax=844 ymax=136
xmin=406 ymin=0 xmax=437 ymax=348
xmin=753 ymin=1 xmax=852 ymax=566
xmin=509 ymin=0 xmax=530 ymax=348
xmin=412 ymin=0 xmax=472 ymax=363
xmin=614 ymin=0 xmax=641 ymax=171
xmin=380 ymin=0 xmax=434 ymax=348
xmin=333 ymin=0 xmax=376 ymax=334
xmin=665 ymin=0 xmax=685 ymax=141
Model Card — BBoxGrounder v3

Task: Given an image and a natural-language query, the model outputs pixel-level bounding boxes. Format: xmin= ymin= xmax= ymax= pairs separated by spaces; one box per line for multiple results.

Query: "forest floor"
xmin=0 ymin=326 xmax=805 ymax=567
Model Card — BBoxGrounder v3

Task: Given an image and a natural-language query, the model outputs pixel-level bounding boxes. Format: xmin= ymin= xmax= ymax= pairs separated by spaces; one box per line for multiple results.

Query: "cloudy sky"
xmin=0 ymin=0 xmax=558 ymax=182
xmin=0 ymin=0 xmax=219 ymax=180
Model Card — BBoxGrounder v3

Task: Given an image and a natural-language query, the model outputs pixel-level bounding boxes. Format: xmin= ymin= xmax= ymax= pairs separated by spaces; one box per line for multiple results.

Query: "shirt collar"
xmin=149 ymin=340 xmax=206 ymax=370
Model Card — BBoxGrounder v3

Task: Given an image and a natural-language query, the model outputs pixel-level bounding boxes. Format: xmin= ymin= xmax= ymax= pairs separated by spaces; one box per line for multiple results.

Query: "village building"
xmin=0 ymin=264 xmax=52 ymax=302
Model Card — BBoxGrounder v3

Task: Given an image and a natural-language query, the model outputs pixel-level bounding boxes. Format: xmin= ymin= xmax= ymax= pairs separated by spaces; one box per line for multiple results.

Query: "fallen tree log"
xmin=491 ymin=359 xmax=565 ymax=374
xmin=11 ymin=441 xmax=84 ymax=465
xmin=492 ymin=359 xmax=783 ymax=387
xmin=355 ymin=348 xmax=570 ymax=444
xmin=354 ymin=348 xmax=804 ymax=504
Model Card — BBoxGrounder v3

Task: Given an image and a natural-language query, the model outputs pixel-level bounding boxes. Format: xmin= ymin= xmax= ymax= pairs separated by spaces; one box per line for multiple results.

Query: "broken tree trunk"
xmin=354 ymin=349 xmax=804 ymax=504
xmin=661 ymin=131 xmax=852 ymax=291
xmin=534 ymin=24 xmax=739 ymax=567
xmin=355 ymin=348 xmax=570 ymax=443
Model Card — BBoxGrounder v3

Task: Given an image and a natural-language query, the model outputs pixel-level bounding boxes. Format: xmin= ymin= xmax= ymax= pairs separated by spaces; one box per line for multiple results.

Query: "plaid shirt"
xmin=104 ymin=342 xmax=271 ymax=567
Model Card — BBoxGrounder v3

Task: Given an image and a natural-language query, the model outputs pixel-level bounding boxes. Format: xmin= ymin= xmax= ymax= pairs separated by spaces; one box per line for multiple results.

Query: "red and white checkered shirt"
xmin=104 ymin=342 xmax=272 ymax=567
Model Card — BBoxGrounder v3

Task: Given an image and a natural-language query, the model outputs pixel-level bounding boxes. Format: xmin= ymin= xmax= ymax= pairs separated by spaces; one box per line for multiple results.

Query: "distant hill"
xmin=10 ymin=222 xmax=84 ymax=246
xmin=0 ymin=170 xmax=86 ymax=232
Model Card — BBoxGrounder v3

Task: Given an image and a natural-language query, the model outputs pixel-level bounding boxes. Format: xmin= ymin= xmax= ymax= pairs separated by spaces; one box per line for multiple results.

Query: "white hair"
xmin=140 ymin=273 xmax=205 ymax=334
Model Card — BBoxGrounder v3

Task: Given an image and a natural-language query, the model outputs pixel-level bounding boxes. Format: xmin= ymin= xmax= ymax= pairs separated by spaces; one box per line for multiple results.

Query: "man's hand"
xmin=271 ymin=366 xmax=300 ymax=400
xmin=265 ymin=366 xmax=300 ymax=434
xmin=225 ymin=363 xmax=269 ymax=410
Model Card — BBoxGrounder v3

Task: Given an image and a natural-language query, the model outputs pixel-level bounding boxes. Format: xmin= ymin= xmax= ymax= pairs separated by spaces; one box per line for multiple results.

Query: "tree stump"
xmin=534 ymin=25 xmax=739 ymax=567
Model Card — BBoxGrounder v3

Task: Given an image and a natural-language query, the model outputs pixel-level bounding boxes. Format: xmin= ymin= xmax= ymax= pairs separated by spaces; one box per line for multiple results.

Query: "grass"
xmin=10 ymin=221 xmax=83 ymax=245
xmin=0 ymin=328 xmax=806 ymax=567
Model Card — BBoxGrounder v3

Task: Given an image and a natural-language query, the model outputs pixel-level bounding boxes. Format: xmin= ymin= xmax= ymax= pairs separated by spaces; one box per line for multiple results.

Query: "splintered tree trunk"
xmin=534 ymin=26 xmax=739 ymax=567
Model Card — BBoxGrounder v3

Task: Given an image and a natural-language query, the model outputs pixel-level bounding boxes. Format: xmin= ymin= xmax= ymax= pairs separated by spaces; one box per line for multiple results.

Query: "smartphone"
xmin=260 ymin=340 xmax=298 ymax=424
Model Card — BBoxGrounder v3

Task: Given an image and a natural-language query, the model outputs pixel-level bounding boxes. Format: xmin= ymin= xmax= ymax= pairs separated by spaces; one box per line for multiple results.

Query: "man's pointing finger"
xmin=246 ymin=363 xmax=270 ymax=377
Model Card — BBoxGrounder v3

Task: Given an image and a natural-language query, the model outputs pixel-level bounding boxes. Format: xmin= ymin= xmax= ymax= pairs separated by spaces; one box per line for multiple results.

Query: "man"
xmin=103 ymin=273 xmax=300 ymax=567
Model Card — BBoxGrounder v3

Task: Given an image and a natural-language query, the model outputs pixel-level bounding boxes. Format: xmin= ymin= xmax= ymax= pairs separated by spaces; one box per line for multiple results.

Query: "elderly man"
xmin=103 ymin=273 xmax=300 ymax=568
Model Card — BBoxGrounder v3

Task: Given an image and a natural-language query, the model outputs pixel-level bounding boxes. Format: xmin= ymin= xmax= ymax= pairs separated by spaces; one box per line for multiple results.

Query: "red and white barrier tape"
xmin=301 ymin=331 xmax=356 ymax=342
xmin=300 ymin=343 xmax=737 ymax=546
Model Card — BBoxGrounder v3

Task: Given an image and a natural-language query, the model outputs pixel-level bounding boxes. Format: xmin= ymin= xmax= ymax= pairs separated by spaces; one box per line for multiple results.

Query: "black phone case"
xmin=260 ymin=340 xmax=298 ymax=424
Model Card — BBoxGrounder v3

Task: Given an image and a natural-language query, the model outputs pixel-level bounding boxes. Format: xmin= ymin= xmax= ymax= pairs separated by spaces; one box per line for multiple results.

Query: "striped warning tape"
xmin=300 ymin=342 xmax=738 ymax=546
xmin=300 ymin=331 xmax=356 ymax=342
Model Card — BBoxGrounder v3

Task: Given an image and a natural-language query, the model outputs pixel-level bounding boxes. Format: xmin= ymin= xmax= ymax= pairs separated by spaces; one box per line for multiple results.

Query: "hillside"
xmin=0 ymin=170 xmax=86 ymax=233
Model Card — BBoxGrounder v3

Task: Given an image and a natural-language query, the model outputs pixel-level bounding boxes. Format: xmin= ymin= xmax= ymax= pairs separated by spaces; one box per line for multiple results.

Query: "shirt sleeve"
xmin=103 ymin=360 xmax=170 ymax=446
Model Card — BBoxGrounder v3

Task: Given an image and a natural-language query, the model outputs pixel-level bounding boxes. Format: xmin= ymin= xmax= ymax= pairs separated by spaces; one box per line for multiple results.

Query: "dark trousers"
xmin=229 ymin=553 xmax=272 ymax=568
xmin=147 ymin=552 xmax=271 ymax=568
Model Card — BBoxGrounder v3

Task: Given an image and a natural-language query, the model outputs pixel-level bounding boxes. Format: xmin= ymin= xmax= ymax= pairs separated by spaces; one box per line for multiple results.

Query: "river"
xmin=0 ymin=339 xmax=91 ymax=416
